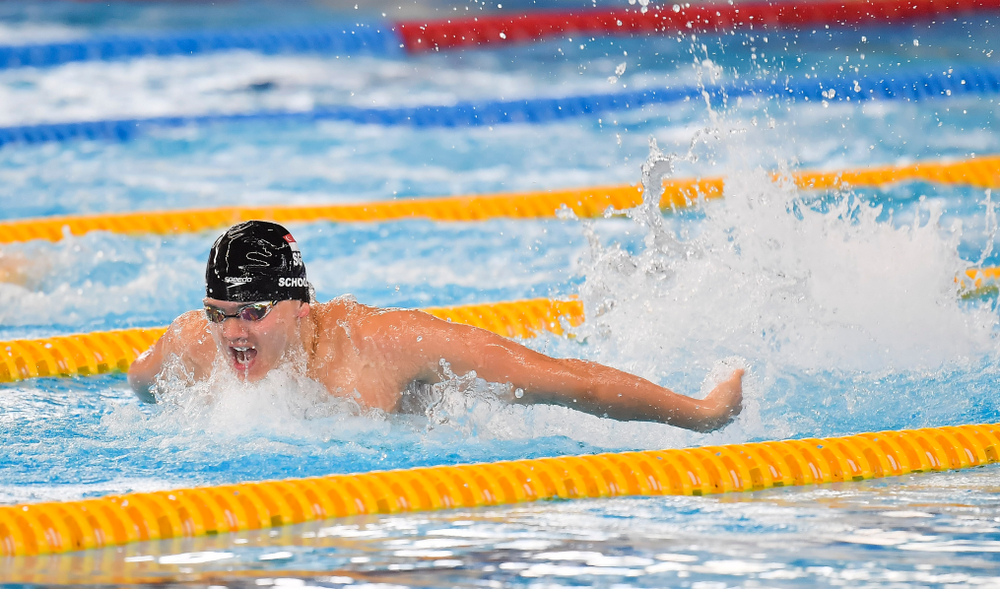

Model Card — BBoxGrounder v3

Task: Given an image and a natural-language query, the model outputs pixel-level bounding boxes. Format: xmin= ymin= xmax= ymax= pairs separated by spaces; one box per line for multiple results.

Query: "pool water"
xmin=1 ymin=1 xmax=1000 ymax=586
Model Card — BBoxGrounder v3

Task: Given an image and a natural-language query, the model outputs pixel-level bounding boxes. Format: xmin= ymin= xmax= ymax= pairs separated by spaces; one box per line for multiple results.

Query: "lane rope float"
xmin=960 ymin=267 xmax=1000 ymax=293
xmin=1 ymin=421 xmax=997 ymax=556
xmin=0 ymin=23 xmax=400 ymax=71
xmin=2 ymin=65 xmax=998 ymax=148
xmin=398 ymin=0 xmax=1000 ymax=52
xmin=0 ymin=297 xmax=584 ymax=384
xmin=1 ymin=155 xmax=998 ymax=245
xmin=2 ymin=0 xmax=997 ymax=70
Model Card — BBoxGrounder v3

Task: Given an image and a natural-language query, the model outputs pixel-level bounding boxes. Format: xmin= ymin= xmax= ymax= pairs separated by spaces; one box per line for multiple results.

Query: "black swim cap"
xmin=206 ymin=220 xmax=310 ymax=303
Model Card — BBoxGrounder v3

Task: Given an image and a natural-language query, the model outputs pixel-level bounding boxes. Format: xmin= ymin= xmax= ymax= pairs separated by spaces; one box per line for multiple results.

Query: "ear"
xmin=297 ymin=302 xmax=311 ymax=319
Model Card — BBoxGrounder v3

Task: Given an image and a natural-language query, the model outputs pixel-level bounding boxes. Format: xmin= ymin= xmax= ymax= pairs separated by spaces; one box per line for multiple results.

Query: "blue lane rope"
xmin=0 ymin=66 xmax=996 ymax=148
xmin=0 ymin=24 xmax=401 ymax=70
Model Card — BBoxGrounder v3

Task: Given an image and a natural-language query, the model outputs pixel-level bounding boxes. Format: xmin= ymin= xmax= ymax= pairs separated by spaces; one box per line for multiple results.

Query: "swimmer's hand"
xmin=690 ymin=369 xmax=744 ymax=433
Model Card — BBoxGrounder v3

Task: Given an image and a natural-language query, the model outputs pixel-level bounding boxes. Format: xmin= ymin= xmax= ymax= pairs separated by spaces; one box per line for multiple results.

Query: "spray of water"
xmin=102 ymin=346 xmax=376 ymax=445
xmin=976 ymin=189 xmax=996 ymax=267
xmin=571 ymin=126 xmax=999 ymax=439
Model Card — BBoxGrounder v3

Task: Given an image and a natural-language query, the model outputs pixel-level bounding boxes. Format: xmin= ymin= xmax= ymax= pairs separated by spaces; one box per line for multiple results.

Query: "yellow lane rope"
xmin=0 ymin=297 xmax=584 ymax=384
xmin=1 ymin=422 xmax=997 ymax=556
xmin=960 ymin=267 xmax=1000 ymax=293
xmin=2 ymin=156 xmax=998 ymax=244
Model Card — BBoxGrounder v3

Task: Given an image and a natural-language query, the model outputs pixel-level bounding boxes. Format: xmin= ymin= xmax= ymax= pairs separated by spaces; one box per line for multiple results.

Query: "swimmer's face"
xmin=203 ymin=298 xmax=310 ymax=382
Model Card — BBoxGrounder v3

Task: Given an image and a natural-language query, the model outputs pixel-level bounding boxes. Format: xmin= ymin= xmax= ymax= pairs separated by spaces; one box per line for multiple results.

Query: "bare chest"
xmin=306 ymin=339 xmax=404 ymax=411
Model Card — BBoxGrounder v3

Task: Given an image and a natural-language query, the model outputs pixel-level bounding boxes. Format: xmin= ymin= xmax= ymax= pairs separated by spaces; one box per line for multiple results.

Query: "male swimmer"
xmin=0 ymin=250 xmax=30 ymax=286
xmin=128 ymin=221 xmax=744 ymax=432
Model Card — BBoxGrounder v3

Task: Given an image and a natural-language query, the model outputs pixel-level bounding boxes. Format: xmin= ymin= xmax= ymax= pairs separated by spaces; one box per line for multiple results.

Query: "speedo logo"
xmin=278 ymin=277 xmax=309 ymax=287
xmin=224 ymin=276 xmax=254 ymax=284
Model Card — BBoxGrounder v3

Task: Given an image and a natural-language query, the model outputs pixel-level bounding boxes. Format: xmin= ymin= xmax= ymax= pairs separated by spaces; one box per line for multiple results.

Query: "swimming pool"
xmin=1 ymin=0 xmax=1000 ymax=586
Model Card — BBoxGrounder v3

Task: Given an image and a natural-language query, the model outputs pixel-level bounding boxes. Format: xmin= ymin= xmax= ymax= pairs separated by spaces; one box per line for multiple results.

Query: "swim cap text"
xmin=279 ymin=277 xmax=309 ymax=288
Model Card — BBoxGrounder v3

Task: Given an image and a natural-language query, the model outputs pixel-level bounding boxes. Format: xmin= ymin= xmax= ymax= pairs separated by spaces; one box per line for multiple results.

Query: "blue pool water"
xmin=2 ymin=1 xmax=1000 ymax=586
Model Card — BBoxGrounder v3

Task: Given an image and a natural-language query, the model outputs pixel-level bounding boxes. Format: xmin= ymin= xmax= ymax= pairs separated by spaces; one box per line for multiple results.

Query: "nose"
xmin=221 ymin=316 xmax=249 ymax=340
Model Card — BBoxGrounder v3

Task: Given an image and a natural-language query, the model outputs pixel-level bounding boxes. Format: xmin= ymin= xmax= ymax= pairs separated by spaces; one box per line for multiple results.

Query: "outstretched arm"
xmin=379 ymin=310 xmax=743 ymax=432
xmin=127 ymin=311 xmax=214 ymax=402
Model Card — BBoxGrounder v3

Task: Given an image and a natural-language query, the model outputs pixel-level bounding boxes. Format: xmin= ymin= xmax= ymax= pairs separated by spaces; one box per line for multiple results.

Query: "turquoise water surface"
xmin=1 ymin=1 xmax=1000 ymax=586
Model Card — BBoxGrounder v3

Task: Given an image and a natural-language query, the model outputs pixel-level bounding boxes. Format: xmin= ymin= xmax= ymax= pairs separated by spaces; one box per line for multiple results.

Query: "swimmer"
xmin=0 ymin=249 xmax=30 ymax=286
xmin=128 ymin=221 xmax=743 ymax=432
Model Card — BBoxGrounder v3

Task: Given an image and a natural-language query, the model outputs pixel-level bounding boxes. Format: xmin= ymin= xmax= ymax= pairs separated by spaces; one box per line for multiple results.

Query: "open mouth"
xmin=230 ymin=345 xmax=258 ymax=372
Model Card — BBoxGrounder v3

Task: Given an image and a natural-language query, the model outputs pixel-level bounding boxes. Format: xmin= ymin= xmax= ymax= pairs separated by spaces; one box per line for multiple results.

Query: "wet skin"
xmin=128 ymin=297 xmax=744 ymax=432
xmin=0 ymin=250 xmax=31 ymax=286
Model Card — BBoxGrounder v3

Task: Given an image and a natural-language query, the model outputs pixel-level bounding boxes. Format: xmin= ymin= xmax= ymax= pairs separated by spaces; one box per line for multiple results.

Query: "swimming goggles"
xmin=204 ymin=301 xmax=277 ymax=323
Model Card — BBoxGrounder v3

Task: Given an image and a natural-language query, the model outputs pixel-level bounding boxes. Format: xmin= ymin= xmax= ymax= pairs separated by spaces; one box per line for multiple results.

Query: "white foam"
xmin=101 ymin=348 xmax=387 ymax=445
xmin=576 ymin=137 xmax=997 ymax=379
xmin=0 ymin=477 xmax=179 ymax=504
xmin=534 ymin=122 xmax=1000 ymax=440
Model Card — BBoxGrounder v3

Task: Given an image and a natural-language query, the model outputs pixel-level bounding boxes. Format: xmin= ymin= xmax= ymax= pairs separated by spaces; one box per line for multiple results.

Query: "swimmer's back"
xmin=304 ymin=297 xmax=440 ymax=411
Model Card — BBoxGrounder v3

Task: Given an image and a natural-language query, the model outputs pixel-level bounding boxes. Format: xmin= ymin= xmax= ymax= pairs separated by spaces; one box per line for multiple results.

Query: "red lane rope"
xmin=397 ymin=0 xmax=1000 ymax=52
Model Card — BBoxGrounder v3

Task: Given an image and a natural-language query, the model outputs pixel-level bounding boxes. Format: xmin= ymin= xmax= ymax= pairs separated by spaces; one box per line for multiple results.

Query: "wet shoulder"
xmin=310 ymin=297 xmax=374 ymax=337
xmin=312 ymin=298 xmax=422 ymax=344
xmin=172 ymin=309 xmax=212 ymax=348
xmin=169 ymin=309 xmax=207 ymax=336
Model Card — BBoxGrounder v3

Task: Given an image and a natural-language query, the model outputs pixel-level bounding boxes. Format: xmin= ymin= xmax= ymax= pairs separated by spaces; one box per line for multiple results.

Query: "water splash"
xmin=575 ymin=135 xmax=1000 ymax=437
xmin=102 ymin=349 xmax=374 ymax=445
xmin=976 ymin=189 xmax=996 ymax=267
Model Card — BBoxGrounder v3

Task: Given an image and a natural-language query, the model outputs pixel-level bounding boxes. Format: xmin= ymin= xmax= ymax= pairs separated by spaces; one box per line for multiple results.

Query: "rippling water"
xmin=1 ymin=1 xmax=999 ymax=586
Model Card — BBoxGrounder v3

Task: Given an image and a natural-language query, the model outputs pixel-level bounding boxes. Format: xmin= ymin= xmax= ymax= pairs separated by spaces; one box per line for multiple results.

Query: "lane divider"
xmin=959 ymin=267 xmax=1000 ymax=297
xmin=0 ymin=298 xmax=584 ymax=384
xmin=399 ymin=0 xmax=1000 ymax=52
xmin=1 ymin=421 xmax=997 ymax=556
xmin=1 ymin=155 xmax=998 ymax=245
xmin=3 ymin=262 xmax=999 ymax=386
xmin=0 ymin=23 xmax=399 ymax=70
xmin=2 ymin=65 xmax=998 ymax=147
xmin=3 ymin=0 xmax=998 ymax=70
